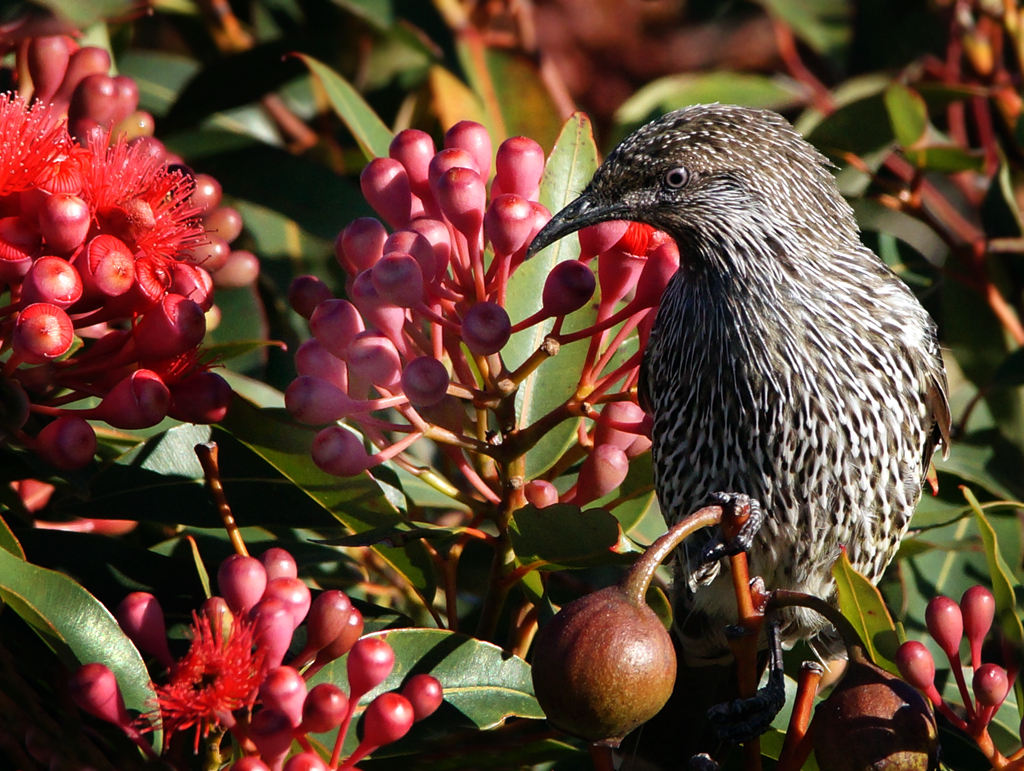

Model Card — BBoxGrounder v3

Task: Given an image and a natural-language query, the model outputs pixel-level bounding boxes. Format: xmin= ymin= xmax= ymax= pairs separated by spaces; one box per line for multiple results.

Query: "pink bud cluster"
xmin=896 ymin=587 xmax=1020 ymax=763
xmin=0 ymin=37 xmax=250 ymax=471
xmin=71 ymin=547 xmax=442 ymax=770
xmin=287 ymin=120 xmax=675 ymax=506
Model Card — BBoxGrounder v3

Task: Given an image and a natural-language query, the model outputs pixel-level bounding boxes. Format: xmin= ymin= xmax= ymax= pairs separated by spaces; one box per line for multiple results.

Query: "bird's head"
xmin=527 ymin=104 xmax=857 ymax=266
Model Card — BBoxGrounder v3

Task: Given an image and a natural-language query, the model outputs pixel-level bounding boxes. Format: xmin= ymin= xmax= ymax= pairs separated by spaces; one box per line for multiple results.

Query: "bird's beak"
xmin=525 ymin=193 xmax=628 ymax=259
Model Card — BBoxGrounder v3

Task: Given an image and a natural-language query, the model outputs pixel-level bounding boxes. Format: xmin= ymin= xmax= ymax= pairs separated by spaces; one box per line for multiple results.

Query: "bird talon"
xmin=708 ymin=620 xmax=785 ymax=743
xmin=698 ymin=493 xmax=764 ymax=565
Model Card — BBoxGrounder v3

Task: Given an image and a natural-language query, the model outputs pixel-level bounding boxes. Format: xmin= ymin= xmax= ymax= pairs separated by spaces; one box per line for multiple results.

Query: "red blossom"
xmin=0 ymin=92 xmax=75 ymax=197
xmin=152 ymin=609 xmax=265 ymax=750
xmin=81 ymin=132 xmax=205 ymax=262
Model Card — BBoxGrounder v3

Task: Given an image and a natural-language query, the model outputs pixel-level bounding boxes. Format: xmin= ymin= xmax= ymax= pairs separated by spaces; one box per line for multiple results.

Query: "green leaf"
xmin=36 ymin=0 xmax=134 ymax=28
xmin=502 ymin=113 xmax=600 ymax=479
xmin=307 ymin=628 xmax=543 ymax=757
xmin=615 ymin=72 xmax=805 ymax=135
xmin=884 ymin=83 xmax=928 ymax=149
xmin=0 ymin=511 xmax=24 ymax=558
xmin=807 ymin=90 xmax=894 ymax=159
xmin=609 ymin=450 xmax=657 ymax=534
xmin=0 ymin=548 xmax=158 ymax=725
xmin=753 ymin=0 xmax=852 ymax=56
xmin=905 ymin=145 xmax=985 ymax=173
xmin=833 ymin=549 xmax=899 ymax=674
xmin=217 ymin=397 xmax=436 ymax=602
xmin=331 ymin=0 xmax=394 ymax=28
xmin=964 ymin=489 xmax=1024 ymax=671
xmin=509 ymin=504 xmax=626 ymax=569
xmin=296 ymin=54 xmax=393 ymax=160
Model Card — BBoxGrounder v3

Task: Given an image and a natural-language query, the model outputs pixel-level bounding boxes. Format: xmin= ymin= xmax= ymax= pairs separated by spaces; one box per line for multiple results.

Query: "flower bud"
xmin=347 ymin=636 xmax=395 ymax=699
xmin=22 ymin=256 xmax=83 ymax=309
xmin=38 ymin=193 xmax=90 ymax=254
xmin=895 ymin=641 xmax=938 ymax=694
xmin=337 ymin=217 xmax=387 ymax=275
xmin=405 ymin=218 xmax=451 ymax=282
xmin=402 ymin=674 xmax=443 ymax=721
xmin=259 ymin=666 xmax=307 ymax=726
xmin=289 ymin=275 xmax=333 ymax=319
xmin=436 ymin=166 xmax=485 ymax=241
xmin=67 ymin=663 xmax=132 ymax=732
xmin=973 ymin=663 xmax=1009 ymax=708
xmin=361 ymin=692 xmax=415 ymax=747
xmin=485 ymin=194 xmax=535 ymax=257
xmin=309 ymin=298 xmax=365 ymax=361
xmin=462 ymin=302 xmax=510 ymax=355
xmin=361 ymin=157 xmax=412 ymax=229
xmin=575 ymin=444 xmax=629 ymax=506
xmin=312 ymin=425 xmax=370 ymax=477
xmin=445 ymin=120 xmax=492 ymax=181
xmin=524 ymin=479 xmax=558 ymax=508
xmin=115 ymin=592 xmax=174 ymax=669
xmin=300 ymin=683 xmax=348 ymax=734
xmin=383 ymin=229 xmax=436 ymax=283
xmin=14 ymin=303 xmax=74 ymax=363
xmin=190 ymin=174 xmax=223 ymax=214
xmin=218 ymin=554 xmax=268 ymax=614
xmin=925 ymin=595 xmax=963 ymax=660
xmin=27 ymin=36 xmax=71 ymax=104
xmin=578 ymin=221 xmax=630 ymax=260
xmin=542 ymin=259 xmax=596 ymax=316
xmin=495 ymin=136 xmax=545 ymax=199
xmin=347 ymin=332 xmax=403 ymax=395
xmin=212 ymin=249 xmax=260 ymax=288
xmin=390 ymin=129 xmax=436 ymax=204
xmin=283 ymin=753 xmax=329 ymax=771
xmin=133 ymin=293 xmax=206 ymax=361
xmin=261 ymin=547 xmax=298 ymax=580
xmin=167 ymin=371 xmax=233 ymax=424
xmin=349 ymin=270 xmax=407 ymax=346
xmin=263 ymin=576 xmax=311 ymax=631
xmin=294 ymin=339 xmax=347 ymax=389
xmin=372 ymin=252 xmax=425 ymax=307
xmin=248 ymin=707 xmax=294 ymax=766
xmin=251 ymin=597 xmax=295 ymax=671
xmin=961 ymin=586 xmax=995 ymax=669
xmin=401 ymin=357 xmax=450 ymax=408
xmin=35 ymin=416 xmax=96 ymax=471
xmin=204 ymin=206 xmax=244 ymax=243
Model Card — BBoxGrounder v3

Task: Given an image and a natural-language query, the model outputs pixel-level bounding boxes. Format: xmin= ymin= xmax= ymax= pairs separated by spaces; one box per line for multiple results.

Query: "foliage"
xmin=3 ymin=0 xmax=1024 ymax=770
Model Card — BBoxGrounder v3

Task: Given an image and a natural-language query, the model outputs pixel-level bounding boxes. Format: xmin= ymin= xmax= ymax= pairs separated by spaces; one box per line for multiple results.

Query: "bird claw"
xmin=687 ymin=753 xmax=720 ymax=771
xmin=699 ymin=493 xmax=764 ymax=565
xmin=707 ymin=620 xmax=786 ymax=743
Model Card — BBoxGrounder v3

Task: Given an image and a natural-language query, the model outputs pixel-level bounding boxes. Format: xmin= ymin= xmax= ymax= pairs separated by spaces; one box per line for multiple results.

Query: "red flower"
xmin=80 ymin=132 xmax=204 ymax=262
xmin=153 ymin=609 xmax=265 ymax=750
xmin=0 ymin=92 xmax=75 ymax=197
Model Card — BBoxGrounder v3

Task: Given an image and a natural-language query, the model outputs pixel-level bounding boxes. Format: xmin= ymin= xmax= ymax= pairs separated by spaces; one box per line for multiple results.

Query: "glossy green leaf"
xmin=905 ymin=145 xmax=985 ymax=173
xmin=616 ymin=72 xmax=805 ymax=134
xmin=964 ymin=490 xmax=1024 ymax=669
xmin=486 ymin=48 xmax=563 ymax=151
xmin=754 ymin=0 xmax=852 ymax=56
xmin=296 ymin=54 xmax=393 ymax=160
xmin=833 ymin=549 xmax=899 ymax=674
xmin=307 ymin=628 xmax=543 ymax=757
xmin=36 ymin=0 xmax=134 ymax=27
xmin=503 ymin=114 xmax=600 ymax=479
xmin=0 ymin=511 xmax=24 ymax=558
xmin=509 ymin=504 xmax=626 ymax=569
xmin=808 ymin=91 xmax=894 ymax=159
xmin=609 ymin=451 xmax=657 ymax=534
xmin=217 ymin=397 xmax=436 ymax=601
xmin=0 ymin=548 xmax=158 ymax=723
xmin=884 ymin=83 xmax=928 ymax=149
xmin=332 ymin=0 xmax=394 ymax=28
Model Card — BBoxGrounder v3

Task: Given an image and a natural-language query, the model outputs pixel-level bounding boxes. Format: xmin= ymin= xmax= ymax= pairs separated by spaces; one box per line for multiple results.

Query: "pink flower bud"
xmin=190 ymin=174 xmax=223 ymax=214
xmin=167 ymin=371 xmax=233 ymax=424
xmin=578 ymin=220 xmax=630 ymax=260
xmin=218 ymin=554 xmax=268 ymax=614
xmin=38 ymin=193 xmax=90 ymax=254
xmin=461 ymin=302 xmax=510 ymax=356
xmin=248 ymin=707 xmax=294 ymax=767
xmin=974 ymin=663 xmax=1009 ymax=708
xmin=283 ymin=753 xmax=329 ymax=771
xmin=311 ymin=607 xmax=364 ymax=671
xmin=598 ymin=247 xmax=645 ymax=308
xmin=261 ymin=547 xmax=298 ymax=580
xmin=304 ymin=590 xmax=354 ymax=652
xmin=926 ymin=595 xmax=963 ymax=660
xmin=212 ymin=249 xmax=260 ymax=288
xmin=259 ymin=666 xmax=307 ymax=727
xmin=436 ymin=166 xmax=485 ymax=240
xmin=22 ymin=256 xmax=83 ymax=309
xmin=347 ymin=332 xmax=403 ymax=394
xmin=312 ymin=425 xmax=370 ymax=477
xmin=92 ymin=369 xmax=170 ymax=429
xmin=288 ymin=275 xmax=333 ymax=319
xmin=181 ymin=235 xmax=231 ymax=272
xmin=575 ymin=444 xmax=629 ymax=506
xmin=133 ymin=293 xmax=206 ymax=360
xmin=524 ymin=479 xmax=558 ymax=508
xmin=401 ymin=357 xmax=450 ymax=408
xmin=349 ymin=271 xmax=407 ymax=347
xmin=27 ymin=36 xmax=71 ymax=104
xmin=115 ymin=592 xmax=174 ymax=669
xmin=405 ymin=218 xmax=452 ymax=283
xmin=78 ymin=234 xmax=134 ymax=300
xmin=300 ymin=683 xmax=348 ymax=734
xmin=201 ymin=596 xmax=235 ymax=642
xmin=962 ymin=586 xmax=996 ymax=669
xmin=542 ymin=259 xmax=596 ymax=316
xmin=495 ymin=136 xmax=545 ymax=199
xmin=251 ymin=597 xmax=295 ymax=671
xmin=204 ymin=206 xmax=244 ymax=244
xmin=54 ymin=47 xmax=111 ymax=110
xmin=337 ymin=217 xmax=387 ymax=276
xmin=361 ymin=158 xmax=412 ymax=229
xmin=285 ymin=375 xmax=356 ymax=425
xmin=348 ymin=636 xmax=395 ymax=699
xmin=110 ymin=76 xmax=140 ymax=126
xmin=361 ymin=692 xmax=414 ymax=746
xmin=485 ymin=194 xmax=535 ymax=257
xmin=633 ymin=240 xmax=679 ymax=308
xmin=402 ymin=674 xmax=443 ymax=721
xmin=294 ymin=339 xmax=348 ymax=389
xmin=263 ymin=576 xmax=311 ymax=631
xmin=309 ymin=298 xmax=365 ymax=361
xmin=383 ymin=229 xmax=436 ymax=283
xmin=372 ymin=252 xmax=425 ymax=307
xmin=14 ymin=303 xmax=74 ymax=363
xmin=390 ymin=129 xmax=436 ymax=204
xmin=69 ymin=73 xmax=117 ymax=127
xmin=35 ymin=416 xmax=96 ymax=471
xmin=428 ymin=148 xmax=479 ymax=202
xmin=169 ymin=263 xmax=214 ymax=311
xmin=0 ymin=216 xmax=40 ymax=281
xmin=67 ymin=663 xmax=132 ymax=732
xmin=895 ymin=641 xmax=937 ymax=693
xmin=594 ymin=401 xmax=647 ymax=451
xmin=445 ymin=121 xmax=492 ymax=181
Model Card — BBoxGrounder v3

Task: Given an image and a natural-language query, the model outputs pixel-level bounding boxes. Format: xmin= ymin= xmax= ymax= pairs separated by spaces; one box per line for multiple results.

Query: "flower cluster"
xmin=0 ymin=35 xmax=254 ymax=471
xmin=896 ymin=587 xmax=1021 ymax=767
xmin=69 ymin=546 xmax=443 ymax=770
xmin=286 ymin=120 xmax=675 ymax=505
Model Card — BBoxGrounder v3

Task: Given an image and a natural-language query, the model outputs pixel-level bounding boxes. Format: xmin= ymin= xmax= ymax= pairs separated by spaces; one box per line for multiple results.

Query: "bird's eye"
xmin=662 ymin=167 xmax=690 ymax=190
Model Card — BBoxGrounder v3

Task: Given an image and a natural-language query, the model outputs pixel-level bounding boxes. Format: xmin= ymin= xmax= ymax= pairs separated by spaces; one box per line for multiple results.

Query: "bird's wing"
xmin=926 ymin=369 xmax=952 ymax=461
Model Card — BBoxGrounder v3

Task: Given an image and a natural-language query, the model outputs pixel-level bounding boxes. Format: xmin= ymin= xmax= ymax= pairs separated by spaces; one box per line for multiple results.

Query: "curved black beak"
xmin=525 ymin=193 xmax=629 ymax=259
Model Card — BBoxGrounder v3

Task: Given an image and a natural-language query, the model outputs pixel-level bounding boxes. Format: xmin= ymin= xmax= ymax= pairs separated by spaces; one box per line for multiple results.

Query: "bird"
xmin=526 ymin=104 xmax=950 ymax=759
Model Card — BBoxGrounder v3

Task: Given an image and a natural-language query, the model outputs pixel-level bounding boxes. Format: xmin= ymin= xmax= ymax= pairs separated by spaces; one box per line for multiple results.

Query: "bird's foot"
xmin=687 ymin=753 xmax=720 ymax=771
xmin=699 ymin=492 xmax=763 ymax=565
xmin=707 ymin=620 xmax=785 ymax=743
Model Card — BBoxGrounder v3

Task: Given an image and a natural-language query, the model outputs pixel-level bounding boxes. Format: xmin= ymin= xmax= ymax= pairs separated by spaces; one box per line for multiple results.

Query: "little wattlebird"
xmin=526 ymin=104 xmax=950 ymax=764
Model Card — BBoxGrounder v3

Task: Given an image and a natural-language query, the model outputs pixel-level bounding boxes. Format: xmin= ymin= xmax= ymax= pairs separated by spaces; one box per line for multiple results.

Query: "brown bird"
xmin=527 ymin=104 xmax=950 ymax=761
